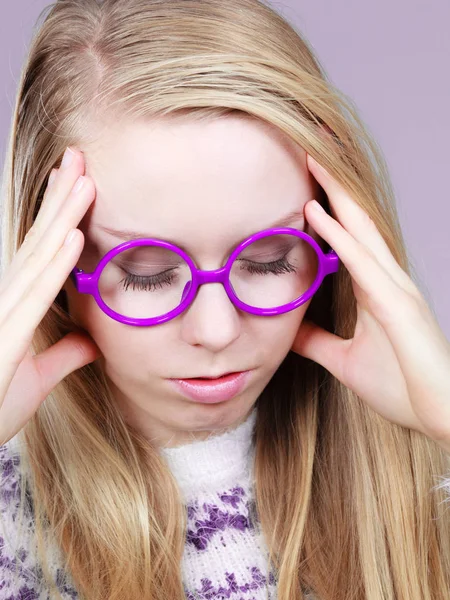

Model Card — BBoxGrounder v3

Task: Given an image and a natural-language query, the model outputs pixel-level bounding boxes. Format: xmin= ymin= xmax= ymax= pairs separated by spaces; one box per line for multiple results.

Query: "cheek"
xmin=253 ymin=301 xmax=309 ymax=362
xmin=64 ymin=279 xmax=309 ymax=379
xmin=64 ymin=287 xmax=176 ymax=372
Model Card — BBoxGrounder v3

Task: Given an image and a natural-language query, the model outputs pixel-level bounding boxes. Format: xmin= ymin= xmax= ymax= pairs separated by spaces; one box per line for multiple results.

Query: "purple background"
xmin=1 ymin=0 xmax=449 ymax=337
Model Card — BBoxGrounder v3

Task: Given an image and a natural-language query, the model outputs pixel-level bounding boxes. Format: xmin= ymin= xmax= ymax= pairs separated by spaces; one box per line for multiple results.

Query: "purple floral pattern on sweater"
xmin=180 ymin=479 xmax=281 ymax=599
xmin=0 ymin=442 xmax=80 ymax=599
xmin=186 ymin=487 xmax=251 ymax=551
xmin=184 ymin=567 xmax=276 ymax=600
xmin=0 ymin=441 xmax=280 ymax=599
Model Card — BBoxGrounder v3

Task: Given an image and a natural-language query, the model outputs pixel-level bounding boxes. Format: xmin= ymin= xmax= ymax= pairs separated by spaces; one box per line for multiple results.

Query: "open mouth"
xmin=168 ymin=371 xmax=251 ymax=403
xmin=190 ymin=372 xmax=237 ymax=380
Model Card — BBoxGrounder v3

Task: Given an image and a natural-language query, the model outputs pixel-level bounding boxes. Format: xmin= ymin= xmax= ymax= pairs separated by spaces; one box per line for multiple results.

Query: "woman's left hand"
xmin=291 ymin=153 xmax=450 ymax=453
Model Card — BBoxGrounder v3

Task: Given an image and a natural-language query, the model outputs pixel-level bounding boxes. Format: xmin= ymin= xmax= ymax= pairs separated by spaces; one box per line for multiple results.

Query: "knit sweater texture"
xmin=0 ymin=405 xmax=448 ymax=599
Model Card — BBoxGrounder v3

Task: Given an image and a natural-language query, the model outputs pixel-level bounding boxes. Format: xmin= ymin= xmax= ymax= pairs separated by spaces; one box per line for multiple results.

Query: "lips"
xmin=167 ymin=370 xmax=251 ymax=404
xmin=186 ymin=372 xmax=237 ymax=380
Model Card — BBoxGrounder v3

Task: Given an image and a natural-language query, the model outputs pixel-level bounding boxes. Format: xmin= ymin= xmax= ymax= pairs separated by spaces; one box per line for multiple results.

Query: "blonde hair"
xmin=1 ymin=0 xmax=449 ymax=598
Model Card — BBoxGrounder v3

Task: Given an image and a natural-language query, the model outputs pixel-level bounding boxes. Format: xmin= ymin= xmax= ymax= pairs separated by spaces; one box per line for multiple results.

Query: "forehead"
xmin=81 ymin=114 xmax=316 ymax=246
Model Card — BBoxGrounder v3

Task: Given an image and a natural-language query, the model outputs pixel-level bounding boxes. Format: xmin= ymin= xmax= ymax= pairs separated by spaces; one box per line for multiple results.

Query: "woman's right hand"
xmin=0 ymin=147 xmax=102 ymax=446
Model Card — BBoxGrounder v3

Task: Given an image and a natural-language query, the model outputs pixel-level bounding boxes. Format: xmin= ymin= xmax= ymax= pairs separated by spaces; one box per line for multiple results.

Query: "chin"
xmin=178 ymin=395 xmax=255 ymax=429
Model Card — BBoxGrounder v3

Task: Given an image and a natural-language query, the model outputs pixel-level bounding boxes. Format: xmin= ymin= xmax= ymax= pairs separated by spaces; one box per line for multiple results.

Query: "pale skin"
xmin=62 ymin=116 xmax=321 ymax=447
xmin=295 ymin=157 xmax=450 ymax=454
xmin=0 ymin=115 xmax=449 ymax=454
xmin=0 ymin=116 xmax=319 ymax=448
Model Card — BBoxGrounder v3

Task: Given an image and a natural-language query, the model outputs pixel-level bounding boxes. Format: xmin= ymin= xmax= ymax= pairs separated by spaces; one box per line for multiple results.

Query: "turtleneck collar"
xmin=158 ymin=405 xmax=257 ymax=502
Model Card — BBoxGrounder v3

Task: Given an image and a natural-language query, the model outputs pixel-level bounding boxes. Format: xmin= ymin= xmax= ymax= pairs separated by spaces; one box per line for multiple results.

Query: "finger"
xmin=34 ymin=330 xmax=102 ymax=396
xmin=48 ymin=167 xmax=58 ymax=187
xmin=0 ymin=332 xmax=101 ymax=446
xmin=0 ymin=229 xmax=85 ymax=398
xmin=304 ymin=199 xmax=419 ymax=325
xmin=36 ymin=167 xmax=59 ymax=220
xmin=31 ymin=148 xmax=85 ymax=236
xmin=0 ymin=176 xmax=94 ymax=322
xmin=7 ymin=148 xmax=86 ymax=283
xmin=291 ymin=318 xmax=349 ymax=381
xmin=1 ymin=149 xmax=82 ymax=291
xmin=306 ymin=154 xmax=416 ymax=293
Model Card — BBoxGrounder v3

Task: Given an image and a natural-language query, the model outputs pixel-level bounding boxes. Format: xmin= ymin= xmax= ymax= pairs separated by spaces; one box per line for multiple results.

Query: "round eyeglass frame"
xmin=69 ymin=226 xmax=340 ymax=327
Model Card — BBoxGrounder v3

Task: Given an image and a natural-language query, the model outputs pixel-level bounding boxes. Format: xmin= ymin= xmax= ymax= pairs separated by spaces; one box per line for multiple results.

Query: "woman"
xmin=1 ymin=0 xmax=449 ymax=598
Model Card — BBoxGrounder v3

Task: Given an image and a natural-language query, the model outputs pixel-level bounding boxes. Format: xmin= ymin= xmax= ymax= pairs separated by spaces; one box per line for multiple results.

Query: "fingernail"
xmin=311 ymin=200 xmax=325 ymax=213
xmin=48 ymin=169 xmax=58 ymax=187
xmin=310 ymin=155 xmax=327 ymax=174
xmin=64 ymin=229 xmax=77 ymax=246
xmin=73 ymin=176 xmax=85 ymax=194
xmin=61 ymin=147 xmax=75 ymax=169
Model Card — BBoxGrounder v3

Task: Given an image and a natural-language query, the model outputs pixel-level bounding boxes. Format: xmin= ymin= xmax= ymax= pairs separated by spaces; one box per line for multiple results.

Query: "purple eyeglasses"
xmin=69 ymin=226 xmax=339 ymax=327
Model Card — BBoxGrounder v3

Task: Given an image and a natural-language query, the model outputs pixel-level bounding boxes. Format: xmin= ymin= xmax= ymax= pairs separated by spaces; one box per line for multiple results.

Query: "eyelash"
xmin=242 ymin=256 xmax=297 ymax=275
xmin=119 ymin=269 xmax=178 ymax=292
xmin=119 ymin=256 xmax=297 ymax=292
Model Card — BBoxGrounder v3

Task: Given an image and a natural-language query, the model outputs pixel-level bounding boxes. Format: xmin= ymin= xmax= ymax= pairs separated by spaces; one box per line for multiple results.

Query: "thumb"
xmin=34 ymin=330 xmax=102 ymax=395
xmin=291 ymin=319 xmax=347 ymax=377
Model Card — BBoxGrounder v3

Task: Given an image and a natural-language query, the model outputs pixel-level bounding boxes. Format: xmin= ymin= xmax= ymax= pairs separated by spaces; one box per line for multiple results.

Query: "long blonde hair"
xmin=1 ymin=0 xmax=449 ymax=598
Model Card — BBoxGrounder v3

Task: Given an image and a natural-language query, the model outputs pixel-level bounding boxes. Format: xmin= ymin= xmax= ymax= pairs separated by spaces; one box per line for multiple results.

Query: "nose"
xmin=179 ymin=281 xmax=241 ymax=352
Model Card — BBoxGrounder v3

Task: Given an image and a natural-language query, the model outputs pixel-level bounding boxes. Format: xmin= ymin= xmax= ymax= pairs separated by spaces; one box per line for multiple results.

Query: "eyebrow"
xmin=94 ymin=209 xmax=305 ymax=246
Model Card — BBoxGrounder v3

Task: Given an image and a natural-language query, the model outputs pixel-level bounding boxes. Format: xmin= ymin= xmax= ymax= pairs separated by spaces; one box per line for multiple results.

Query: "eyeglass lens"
xmin=95 ymin=233 xmax=319 ymax=319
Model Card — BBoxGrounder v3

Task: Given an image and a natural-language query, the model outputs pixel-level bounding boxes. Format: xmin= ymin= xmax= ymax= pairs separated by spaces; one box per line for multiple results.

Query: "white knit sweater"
xmin=1 ymin=404 xmax=448 ymax=599
xmin=0 ymin=406 xmax=283 ymax=599
xmin=158 ymin=406 xmax=281 ymax=599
